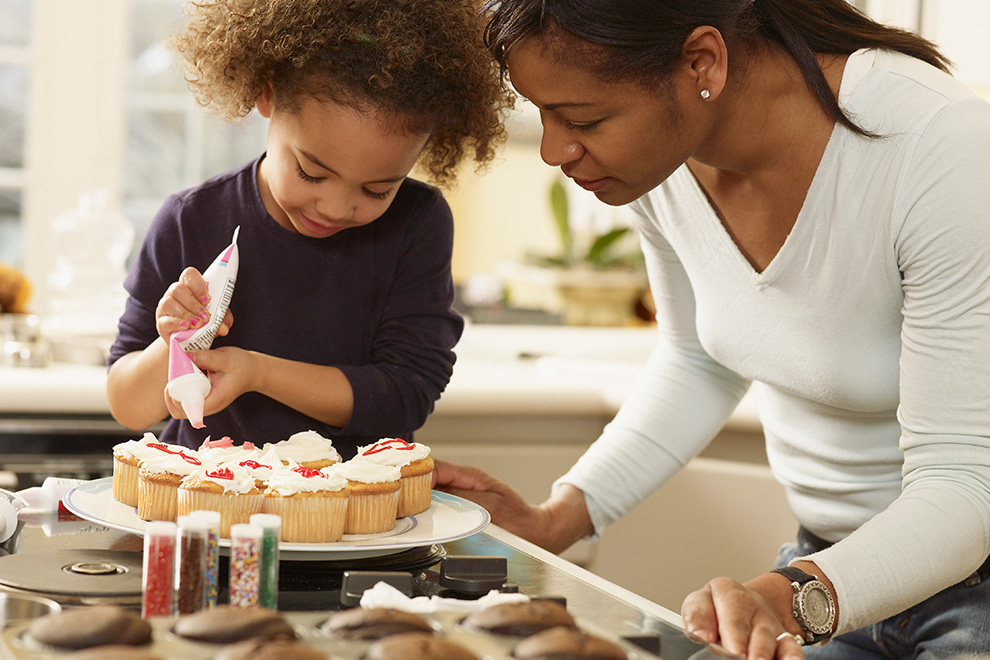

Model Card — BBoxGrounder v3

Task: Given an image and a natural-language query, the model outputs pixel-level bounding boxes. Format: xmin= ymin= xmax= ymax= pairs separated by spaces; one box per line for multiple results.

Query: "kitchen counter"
xmin=0 ymin=323 xmax=760 ymax=430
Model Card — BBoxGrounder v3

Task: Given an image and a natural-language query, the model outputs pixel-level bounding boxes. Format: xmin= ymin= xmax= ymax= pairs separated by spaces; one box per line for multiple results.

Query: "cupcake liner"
xmin=397 ymin=472 xmax=433 ymax=518
xmin=262 ymin=494 xmax=348 ymax=543
xmin=178 ymin=489 xmax=264 ymax=538
xmin=345 ymin=490 xmax=399 ymax=535
xmin=137 ymin=475 xmax=179 ymax=522
xmin=112 ymin=457 xmax=140 ymax=508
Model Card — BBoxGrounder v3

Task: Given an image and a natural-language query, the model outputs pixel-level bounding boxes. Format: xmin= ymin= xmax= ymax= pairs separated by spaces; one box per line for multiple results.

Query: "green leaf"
xmin=549 ymin=179 xmax=573 ymax=266
xmin=586 ymin=227 xmax=631 ymax=266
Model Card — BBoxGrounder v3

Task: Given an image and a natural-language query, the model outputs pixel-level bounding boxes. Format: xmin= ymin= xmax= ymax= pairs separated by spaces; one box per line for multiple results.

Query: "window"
xmin=0 ymin=0 xmax=31 ymax=268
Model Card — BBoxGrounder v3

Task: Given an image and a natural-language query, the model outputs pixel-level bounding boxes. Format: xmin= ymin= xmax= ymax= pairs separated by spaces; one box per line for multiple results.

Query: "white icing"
xmin=328 ymin=460 xmax=401 ymax=484
xmin=234 ymin=446 xmax=280 ymax=481
xmin=354 ymin=438 xmax=431 ymax=467
xmin=113 ymin=432 xmax=159 ymax=460
xmin=199 ymin=445 xmax=252 ymax=465
xmin=138 ymin=445 xmax=209 ymax=477
xmin=264 ymin=430 xmax=341 ymax=464
xmin=181 ymin=463 xmax=257 ymax=494
xmin=265 ymin=461 xmax=349 ymax=496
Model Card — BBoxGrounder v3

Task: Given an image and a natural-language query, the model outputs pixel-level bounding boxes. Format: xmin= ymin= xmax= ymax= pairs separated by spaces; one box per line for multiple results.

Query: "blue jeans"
xmin=775 ymin=529 xmax=990 ymax=660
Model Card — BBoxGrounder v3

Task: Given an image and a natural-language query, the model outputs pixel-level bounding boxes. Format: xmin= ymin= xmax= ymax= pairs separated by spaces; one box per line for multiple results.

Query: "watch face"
xmin=798 ymin=583 xmax=835 ymax=635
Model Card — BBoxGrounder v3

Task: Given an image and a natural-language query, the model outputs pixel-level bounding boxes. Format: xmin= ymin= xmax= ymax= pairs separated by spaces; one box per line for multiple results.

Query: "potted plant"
xmin=498 ymin=179 xmax=648 ymax=326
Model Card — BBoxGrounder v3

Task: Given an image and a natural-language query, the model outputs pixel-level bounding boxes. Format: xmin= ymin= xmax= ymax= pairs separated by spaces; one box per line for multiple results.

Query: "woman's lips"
xmin=569 ymin=176 xmax=610 ymax=192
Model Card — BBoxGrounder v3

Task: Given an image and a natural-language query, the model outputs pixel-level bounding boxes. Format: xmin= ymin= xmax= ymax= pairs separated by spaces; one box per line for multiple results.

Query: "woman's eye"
xmin=564 ymin=120 xmax=602 ymax=132
xmin=295 ymin=162 xmax=323 ymax=183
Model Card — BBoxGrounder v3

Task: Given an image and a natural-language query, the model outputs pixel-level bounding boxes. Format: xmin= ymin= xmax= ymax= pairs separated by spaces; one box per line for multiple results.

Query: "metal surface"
xmin=0 ymin=508 xmax=731 ymax=659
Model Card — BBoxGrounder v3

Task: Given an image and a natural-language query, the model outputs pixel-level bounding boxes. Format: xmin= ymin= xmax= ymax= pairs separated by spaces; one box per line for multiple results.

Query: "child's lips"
xmin=301 ymin=214 xmax=341 ymax=237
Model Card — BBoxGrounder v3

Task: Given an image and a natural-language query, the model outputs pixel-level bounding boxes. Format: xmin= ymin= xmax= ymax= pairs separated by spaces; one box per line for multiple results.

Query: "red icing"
xmin=239 ymin=460 xmax=271 ymax=470
xmin=206 ymin=467 xmax=234 ymax=480
xmin=361 ymin=438 xmax=414 ymax=456
xmin=292 ymin=466 xmax=325 ymax=479
xmin=177 ymin=451 xmax=202 ymax=466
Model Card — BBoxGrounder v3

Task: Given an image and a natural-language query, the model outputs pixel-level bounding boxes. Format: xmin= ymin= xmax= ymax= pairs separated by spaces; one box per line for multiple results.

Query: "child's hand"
xmin=155 ymin=267 xmax=234 ymax=341
xmin=156 ymin=267 xmax=211 ymax=341
xmin=163 ymin=346 xmax=252 ymax=421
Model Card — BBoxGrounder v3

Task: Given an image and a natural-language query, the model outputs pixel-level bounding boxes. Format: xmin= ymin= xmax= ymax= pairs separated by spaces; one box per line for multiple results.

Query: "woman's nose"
xmin=539 ymin=121 xmax=584 ymax=167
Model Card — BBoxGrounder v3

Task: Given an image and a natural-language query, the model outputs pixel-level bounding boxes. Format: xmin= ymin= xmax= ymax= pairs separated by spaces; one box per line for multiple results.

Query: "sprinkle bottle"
xmin=229 ymin=522 xmax=262 ymax=608
xmin=250 ymin=513 xmax=281 ymax=609
xmin=190 ymin=509 xmax=221 ymax=608
xmin=142 ymin=520 xmax=176 ymax=617
xmin=175 ymin=515 xmax=208 ymax=614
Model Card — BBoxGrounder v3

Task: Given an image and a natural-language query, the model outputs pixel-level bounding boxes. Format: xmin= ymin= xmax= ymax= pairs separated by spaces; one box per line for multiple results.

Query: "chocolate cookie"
xmin=462 ymin=600 xmax=576 ymax=637
xmin=320 ymin=607 xmax=433 ymax=640
xmin=213 ymin=637 xmax=327 ymax=660
xmin=173 ymin=605 xmax=294 ymax=644
xmin=26 ymin=605 xmax=152 ymax=650
xmin=512 ymin=625 xmax=628 ymax=659
xmin=364 ymin=631 xmax=478 ymax=660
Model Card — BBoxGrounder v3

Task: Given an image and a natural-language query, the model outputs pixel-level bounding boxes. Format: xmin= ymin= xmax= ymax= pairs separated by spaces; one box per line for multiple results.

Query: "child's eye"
xmin=296 ymin=162 xmax=323 ymax=183
xmin=363 ymin=188 xmax=392 ymax=201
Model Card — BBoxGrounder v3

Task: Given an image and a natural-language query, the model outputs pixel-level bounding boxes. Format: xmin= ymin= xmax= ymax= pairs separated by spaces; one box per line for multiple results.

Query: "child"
xmin=106 ymin=0 xmax=512 ymax=456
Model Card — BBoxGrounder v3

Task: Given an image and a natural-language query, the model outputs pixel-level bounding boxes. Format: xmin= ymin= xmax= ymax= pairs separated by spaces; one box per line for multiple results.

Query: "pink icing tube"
xmin=179 ymin=226 xmax=239 ymax=353
xmin=168 ymin=328 xmax=211 ymax=429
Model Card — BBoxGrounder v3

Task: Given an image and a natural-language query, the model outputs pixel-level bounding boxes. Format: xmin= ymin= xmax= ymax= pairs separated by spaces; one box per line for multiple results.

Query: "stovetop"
xmin=0 ymin=508 xmax=729 ymax=659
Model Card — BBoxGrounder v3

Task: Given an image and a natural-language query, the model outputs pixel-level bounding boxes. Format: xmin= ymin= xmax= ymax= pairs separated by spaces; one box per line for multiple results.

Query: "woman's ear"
xmin=256 ymin=81 xmax=275 ymax=118
xmin=681 ymin=26 xmax=728 ymax=101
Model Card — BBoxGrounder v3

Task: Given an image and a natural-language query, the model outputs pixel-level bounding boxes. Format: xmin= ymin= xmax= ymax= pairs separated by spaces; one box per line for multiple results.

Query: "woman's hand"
xmin=681 ymin=572 xmax=811 ymax=660
xmin=163 ymin=346 xmax=255 ymax=421
xmin=155 ymin=267 xmax=233 ymax=341
xmin=432 ymin=460 xmax=593 ymax=553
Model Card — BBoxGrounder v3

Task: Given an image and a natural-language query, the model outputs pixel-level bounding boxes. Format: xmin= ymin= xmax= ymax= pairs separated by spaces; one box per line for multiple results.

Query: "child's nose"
xmin=316 ymin=185 xmax=354 ymax=221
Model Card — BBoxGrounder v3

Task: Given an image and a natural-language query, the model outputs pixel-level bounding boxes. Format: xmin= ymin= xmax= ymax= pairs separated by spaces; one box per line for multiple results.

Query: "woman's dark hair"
xmin=482 ymin=0 xmax=951 ymax=137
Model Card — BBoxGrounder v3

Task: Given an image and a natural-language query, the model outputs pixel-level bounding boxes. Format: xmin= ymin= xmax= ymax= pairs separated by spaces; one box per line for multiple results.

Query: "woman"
xmin=434 ymin=1 xmax=990 ymax=658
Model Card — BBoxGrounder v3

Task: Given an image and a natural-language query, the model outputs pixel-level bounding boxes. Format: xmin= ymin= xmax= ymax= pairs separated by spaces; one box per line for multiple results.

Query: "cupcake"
xmin=320 ymin=607 xmax=433 ymax=640
xmin=25 ymin=605 xmax=152 ymax=650
xmin=136 ymin=444 xmax=207 ymax=522
xmin=172 ymin=605 xmax=295 ymax=644
xmin=264 ymin=430 xmax=341 ymax=469
xmin=262 ymin=462 xmax=350 ymax=543
xmin=197 ymin=435 xmax=257 ymax=466
xmin=364 ymin=632 xmax=478 ymax=660
xmin=511 ymin=626 xmax=628 ymax=660
xmin=353 ymin=438 xmax=435 ymax=517
xmin=327 ymin=461 xmax=401 ymax=534
xmin=111 ymin=432 xmax=158 ymax=507
xmin=233 ymin=445 xmax=282 ymax=490
xmin=177 ymin=464 xmax=264 ymax=537
xmin=462 ymin=599 xmax=577 ymax=637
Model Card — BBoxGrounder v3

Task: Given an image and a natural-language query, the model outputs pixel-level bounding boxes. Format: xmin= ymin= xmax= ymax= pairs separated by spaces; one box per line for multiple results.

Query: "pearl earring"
xmin=700 ymin=88 xmax=711 ymax=100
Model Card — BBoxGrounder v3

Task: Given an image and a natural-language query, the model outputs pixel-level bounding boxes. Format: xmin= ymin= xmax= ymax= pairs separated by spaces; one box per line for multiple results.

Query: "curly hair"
xmin=172 ymin=0 xmax=514 ymax=187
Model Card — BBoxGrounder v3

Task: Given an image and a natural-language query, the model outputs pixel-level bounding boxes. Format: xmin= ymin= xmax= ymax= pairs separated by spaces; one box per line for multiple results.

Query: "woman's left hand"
xmin=681 ymin=574 xmax=806 ymax=660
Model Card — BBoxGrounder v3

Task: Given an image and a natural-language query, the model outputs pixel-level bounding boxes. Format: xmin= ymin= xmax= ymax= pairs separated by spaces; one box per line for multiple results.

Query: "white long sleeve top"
xmin=556 ymin=49 xmax=990 ymax=634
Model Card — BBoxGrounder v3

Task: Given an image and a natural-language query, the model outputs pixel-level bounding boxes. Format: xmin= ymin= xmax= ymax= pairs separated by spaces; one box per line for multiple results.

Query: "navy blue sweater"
xmin=110 ymin=156 xmax=463 ymax=457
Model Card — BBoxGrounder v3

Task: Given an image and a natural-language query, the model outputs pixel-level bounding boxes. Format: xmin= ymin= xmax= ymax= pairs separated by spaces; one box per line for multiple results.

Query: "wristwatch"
xmin=770 ymin=566 xmax=836 ymax=644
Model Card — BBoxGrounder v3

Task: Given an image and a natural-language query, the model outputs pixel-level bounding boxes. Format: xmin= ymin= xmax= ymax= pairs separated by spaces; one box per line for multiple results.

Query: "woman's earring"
xmin=700 ymin=88 xmax=711 ymax=100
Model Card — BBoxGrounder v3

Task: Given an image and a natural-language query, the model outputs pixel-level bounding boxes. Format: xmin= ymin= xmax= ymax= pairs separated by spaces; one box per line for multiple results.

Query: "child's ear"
xmin=256 ymin=81 xmax=275 ymax=118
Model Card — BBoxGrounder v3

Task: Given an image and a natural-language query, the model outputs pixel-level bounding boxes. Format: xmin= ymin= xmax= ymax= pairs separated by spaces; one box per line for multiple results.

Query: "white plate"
xmin=63 ymin=477 xmax=490 ymax=561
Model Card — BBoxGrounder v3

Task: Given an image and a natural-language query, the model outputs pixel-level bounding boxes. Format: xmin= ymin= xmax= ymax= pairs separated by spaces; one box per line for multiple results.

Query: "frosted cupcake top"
xmin=197 ymin=436 xmax=258 ymax=466
xmin=265 ymin=462 xmax=349 ymax=496
xmin=328 ymin=460 xmax=401 ymax=484
xmin=232 ymin=446 xmax=281 ymax=482
xmin=113 ymin=432 xmax=159 ymax=460
xmin=181 ymin=463 xmax=257 ymax=494
xmin=354 ymin=438 xmax=431 ymax=467
xmin=137 ymin=443 xmax=208 ymax=477
xmin=265 ymin=430 xmax=341 ymax=465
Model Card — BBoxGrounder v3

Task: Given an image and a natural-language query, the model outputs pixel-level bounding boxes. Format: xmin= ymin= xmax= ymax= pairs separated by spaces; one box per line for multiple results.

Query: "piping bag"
xmin=167 ymin=226 xmax=240 ymax=428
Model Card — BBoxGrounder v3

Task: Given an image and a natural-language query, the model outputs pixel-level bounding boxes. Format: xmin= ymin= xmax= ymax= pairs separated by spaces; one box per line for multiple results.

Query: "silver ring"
xmin=776 ymin=632 xmax=804 ymax=646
